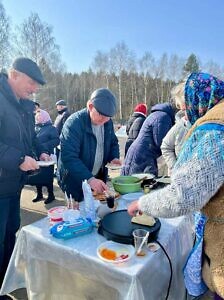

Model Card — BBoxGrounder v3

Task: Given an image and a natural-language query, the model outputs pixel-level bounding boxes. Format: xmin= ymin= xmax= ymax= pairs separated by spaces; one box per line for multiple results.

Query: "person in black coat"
xmin=122 ymin=103 xmax=175 ymax=176
xmin=27 ymin=109 xmax=60 ymax=204
xmin=125 ymin=103 xmax=147 ymax=156
xmin=54 ymin=99 xmax=71 ymax=136
xmin=54 ymin=99 xmax=70 ymax=171
xmin=0 ymin=57 xmax=50 ymax=291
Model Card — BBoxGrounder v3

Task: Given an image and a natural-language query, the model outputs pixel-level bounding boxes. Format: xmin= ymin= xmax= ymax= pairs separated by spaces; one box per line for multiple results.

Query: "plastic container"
xmin=50 ymin=218 xmax=94 ymax=239
xmin=48 ymin=206 xmax=66 ymax=226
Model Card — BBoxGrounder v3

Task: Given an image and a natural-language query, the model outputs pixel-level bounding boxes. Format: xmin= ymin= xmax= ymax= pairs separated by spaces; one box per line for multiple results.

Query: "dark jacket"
xmin=27 ymin=122 xmax=60 ymax=186
xmin=122 ymin=103 xmax=175 ymax=176
xmin=58 ymin=108 xmax=119 ymax=201
xmin=54 ymin=108 xmax=70 ymax=135
xmin=125 ymin=112 xmax=146 ymax=155
xmin=0 ymin=73 xmax=42 ymax=196
xmin=35 ymin=122 xmax=59 ymax=155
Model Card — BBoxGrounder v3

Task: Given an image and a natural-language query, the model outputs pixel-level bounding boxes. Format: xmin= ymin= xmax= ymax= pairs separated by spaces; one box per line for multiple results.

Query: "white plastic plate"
xmin=131 ymin=173 xmax=155 ymax=180
xmin=122 ymin=192 xmax=144 ymax=202
xmin=37 ymin=160 xmax=56 ymax=167
xmin=97 ymin=240 xmax=135 ymax=263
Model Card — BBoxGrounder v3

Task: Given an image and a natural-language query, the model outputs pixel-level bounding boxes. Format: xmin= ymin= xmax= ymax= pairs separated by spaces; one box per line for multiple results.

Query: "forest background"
xmin=1 ymin=2 xmax=224 ymax=122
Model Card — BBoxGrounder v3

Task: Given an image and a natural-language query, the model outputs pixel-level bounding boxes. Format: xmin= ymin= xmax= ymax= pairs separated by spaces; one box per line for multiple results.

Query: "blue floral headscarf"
xmin=185 ymin=72 xmax=224 ymax=125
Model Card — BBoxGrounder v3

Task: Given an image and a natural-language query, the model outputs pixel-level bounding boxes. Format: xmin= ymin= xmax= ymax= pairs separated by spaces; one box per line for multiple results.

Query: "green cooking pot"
xmin=112 ymin=176 xmax=142 ymax=194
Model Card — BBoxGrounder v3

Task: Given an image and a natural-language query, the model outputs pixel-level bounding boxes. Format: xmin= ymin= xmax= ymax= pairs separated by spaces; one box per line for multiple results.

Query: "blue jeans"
xmin=0 ymin=193 xmax=20 ymax=286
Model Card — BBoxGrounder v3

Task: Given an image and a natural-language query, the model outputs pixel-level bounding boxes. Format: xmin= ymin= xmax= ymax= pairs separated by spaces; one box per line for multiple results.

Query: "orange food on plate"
xmin=100 ymin=248 xmax=117 ymax=260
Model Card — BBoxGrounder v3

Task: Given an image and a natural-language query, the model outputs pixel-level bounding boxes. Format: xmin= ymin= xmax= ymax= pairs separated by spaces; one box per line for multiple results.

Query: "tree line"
xmin=1 ymin=2 xmax=224 ymax=122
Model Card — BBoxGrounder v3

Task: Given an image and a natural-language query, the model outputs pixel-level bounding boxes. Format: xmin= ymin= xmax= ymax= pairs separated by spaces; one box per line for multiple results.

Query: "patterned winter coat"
xmin=138 ymin=101 xmax=224 ymax=297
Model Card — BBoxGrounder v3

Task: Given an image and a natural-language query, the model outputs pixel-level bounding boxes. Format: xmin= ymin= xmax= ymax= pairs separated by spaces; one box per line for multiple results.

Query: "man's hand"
xmin=88 ymin=178 xmax=108 ymax=193
xmin=110 ymin=158 xmax=122 ymax=165
xmin=127 ymin=200 xmax=141 ymax=216
xmin=39 ymin=153 xmax=51 ymax=161
xmin=19 ymin=156 xmax=39 ymax=171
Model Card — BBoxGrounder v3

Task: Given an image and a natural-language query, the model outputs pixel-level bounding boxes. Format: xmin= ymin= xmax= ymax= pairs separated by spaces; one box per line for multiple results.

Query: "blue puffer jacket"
xmin=0 ymin=73 xmax=42 ymax=196
xmin=58 ymin=108 xmax=119 ymax=201
xmin=122 ymin=103 xmax=175 ymax=176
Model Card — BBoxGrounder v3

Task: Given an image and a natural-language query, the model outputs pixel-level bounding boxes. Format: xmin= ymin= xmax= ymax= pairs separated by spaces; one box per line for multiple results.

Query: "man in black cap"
xmin=58 ymin=88 xmax=122 ymax=202
xmin=0 ymin=57 xmax=50 ymax=298
xmin=54 ymin=99 xmax=70 ymax=136
xmin=54 ymin=99 xmax=70 ymax=169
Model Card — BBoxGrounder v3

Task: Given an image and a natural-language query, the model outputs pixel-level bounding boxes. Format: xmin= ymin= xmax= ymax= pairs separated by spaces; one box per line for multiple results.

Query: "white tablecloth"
xmin=0 ymin=207 xmax=193 ymax=300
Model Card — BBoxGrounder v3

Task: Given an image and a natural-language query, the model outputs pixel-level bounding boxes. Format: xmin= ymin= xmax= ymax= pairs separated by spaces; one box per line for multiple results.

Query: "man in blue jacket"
xmin=0 ymin=57 xmax=49 ymax=297
xmin=58 ymin=88 xmax=121 ymax=202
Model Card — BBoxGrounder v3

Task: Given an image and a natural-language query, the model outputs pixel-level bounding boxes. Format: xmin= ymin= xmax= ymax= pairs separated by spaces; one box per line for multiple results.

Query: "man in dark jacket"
xmin=0 ymin=57 xmax=49 ymax=295
xmin=54 ymin=99 xmax=70 ymax=165
xmin=54 ymin=99 xmax=70 ymax=136
xmin=122 ymin=103 xmax=175 ymax=176
xmin=58 ymin=88 xmax=121 ymax=202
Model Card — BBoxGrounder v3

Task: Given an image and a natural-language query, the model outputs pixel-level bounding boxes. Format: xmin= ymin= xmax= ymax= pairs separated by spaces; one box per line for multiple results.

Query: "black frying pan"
xmin=98 ymin=210 xmax=161 ymax=245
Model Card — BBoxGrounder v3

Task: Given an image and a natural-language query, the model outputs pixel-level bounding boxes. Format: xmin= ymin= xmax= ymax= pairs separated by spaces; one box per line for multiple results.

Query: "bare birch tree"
xmin=0 ymin=3 xmax=11 ymax=69
xmin=13 ymin=12 xmax=61 ymax=70
xmin=92 ymin=51 xmax=110 ymax=87
xmin=139 ymin=52 xmax=155 ymax=103
xmin=109 ymin=41 xmax=133 ymax=120
xmin=127 ymin=54 xmax=137 ymax=113
xmin=203 ymin=60 xmax=224 ymax=79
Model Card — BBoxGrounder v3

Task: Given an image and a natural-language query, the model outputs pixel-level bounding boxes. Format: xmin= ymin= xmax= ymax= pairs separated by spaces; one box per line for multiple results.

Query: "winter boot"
xmin=32 ymin=185 xmax=43 ymax=202
xmin=44 ymin=194 xmax=55 ymax=204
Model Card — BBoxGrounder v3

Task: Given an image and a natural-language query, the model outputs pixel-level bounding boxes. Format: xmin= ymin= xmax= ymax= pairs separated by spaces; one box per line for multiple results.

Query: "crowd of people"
xmin=0 ymin=56 xmax=224 ymax=299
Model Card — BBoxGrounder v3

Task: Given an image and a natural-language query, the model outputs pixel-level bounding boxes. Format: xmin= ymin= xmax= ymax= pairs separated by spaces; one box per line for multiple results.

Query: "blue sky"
xmin=3 ymin=0 xmax=224 ymax=73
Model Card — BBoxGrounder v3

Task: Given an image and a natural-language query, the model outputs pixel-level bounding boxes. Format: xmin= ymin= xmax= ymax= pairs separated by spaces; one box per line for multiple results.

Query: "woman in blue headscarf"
xmin=128 ymin=72 xmax=224 ymax=299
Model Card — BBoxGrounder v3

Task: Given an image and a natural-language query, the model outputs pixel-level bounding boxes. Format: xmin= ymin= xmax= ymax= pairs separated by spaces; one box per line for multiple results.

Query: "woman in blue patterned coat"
xmin=128 ymin=73 xmax=224 ymax=299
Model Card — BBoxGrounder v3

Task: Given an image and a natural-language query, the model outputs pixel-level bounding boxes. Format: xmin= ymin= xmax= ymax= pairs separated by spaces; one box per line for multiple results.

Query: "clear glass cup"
xmin=132 ymin=229 xmax=149 ymax=256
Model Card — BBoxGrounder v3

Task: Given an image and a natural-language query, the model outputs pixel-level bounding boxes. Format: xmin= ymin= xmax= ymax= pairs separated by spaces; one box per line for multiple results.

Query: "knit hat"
xmin=35 ymin=109 xmax=52 ymax=124
xmin=90 ymin=88 xmax=117 ymax=117
xmin=56 ymin=99 xmax=67 ymax=106
xmin=185 ymin=72 xmax=224 ymax=124
xmin=12 ymin=57 xmax=46 ymax=85
xmin=134 ymin=103 xmax=147 ymax=115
